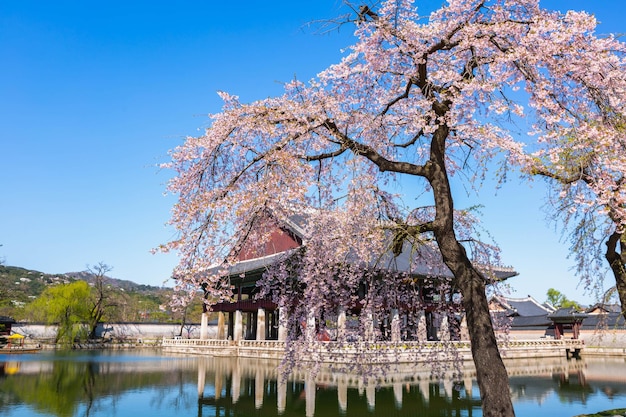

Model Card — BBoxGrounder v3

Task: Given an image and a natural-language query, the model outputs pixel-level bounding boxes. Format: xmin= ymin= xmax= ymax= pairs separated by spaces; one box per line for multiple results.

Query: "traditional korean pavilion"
xmin=203 ymin=212 xmax=518 ymax=343
xmin=548 ymin=307 xmax=589 ymax=340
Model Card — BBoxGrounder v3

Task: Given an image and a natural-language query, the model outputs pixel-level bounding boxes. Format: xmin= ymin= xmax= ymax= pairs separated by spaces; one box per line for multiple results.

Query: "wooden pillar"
xmin=337 ymin=307 xmax=347 ymax=342
xmin=554 ymin=323 xmax=562 ymax=340
xmin=306 ymin=309 xmax=316 ymax=342
xmin=391 ymin=309 xmax=401 ymax=342
xmin=278 ymin=307 xmax=287 ymax=341
xmin=439 ymin=314 xmax=450 ymax=341
xmin=417 ymin=311 xmax=427 ymax=341
xmin=364 ymin=310 xmax=375 ymax=341
xmin=217 ymin=312 xmax=226 ymax=340
xmin=256 ymin=308 xmax=266 ymax=341
xmin=200 ymin=312 xmax=209 ymax=340
xmin=234 ymin=310 xmax=243 ymax=341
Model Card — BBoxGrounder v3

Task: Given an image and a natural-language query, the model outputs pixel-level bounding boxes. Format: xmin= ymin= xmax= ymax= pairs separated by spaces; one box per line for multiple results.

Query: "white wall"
xmin=13 ymin=322 xmax=218 ymax=341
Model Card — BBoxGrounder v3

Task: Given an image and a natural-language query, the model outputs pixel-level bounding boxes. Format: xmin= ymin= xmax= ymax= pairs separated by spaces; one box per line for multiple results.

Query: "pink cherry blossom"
xmin=161 ymin=1 xmax=626 ymax=416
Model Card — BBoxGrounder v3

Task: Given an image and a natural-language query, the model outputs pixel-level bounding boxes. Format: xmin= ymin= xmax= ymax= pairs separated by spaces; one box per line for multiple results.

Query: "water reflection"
xmin=0 ymin=350 xmax=199 ymax=417
xmin=195 ymin=356 xmax=626 ymax=417
xmin=1 ymin=351 xmax=625 ymax=417
xmin=195 ymin=356 xmax=488 ymax=417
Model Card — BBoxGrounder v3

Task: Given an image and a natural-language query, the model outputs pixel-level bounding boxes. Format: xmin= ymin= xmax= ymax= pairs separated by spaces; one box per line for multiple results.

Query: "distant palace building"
xmin=489 ymin=295 xmax=625 ymax=340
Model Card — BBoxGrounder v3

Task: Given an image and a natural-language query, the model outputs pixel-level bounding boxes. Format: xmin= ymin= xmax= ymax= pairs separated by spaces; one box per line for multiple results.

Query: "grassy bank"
xmin=575 ymin=409 xmax=626 ymax=417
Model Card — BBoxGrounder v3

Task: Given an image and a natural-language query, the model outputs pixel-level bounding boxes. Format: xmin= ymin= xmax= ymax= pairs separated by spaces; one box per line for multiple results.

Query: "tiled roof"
xmin=283 ymin=213 xmax=308 ymax=239
xmin=217 ymin=212 xmax=518 ymax=282
xmin=222 ymin=238 xmax=518 ymax=282
xmin=225 ymin=249 xmax=296 ymax=276
xmin=548 ymin=307 xmax=588 ymax=319
xmin=372 ymin=240 xmax=517 ymax=280
xmin=580 ymin=312 xmax=625 ymax=329
xmin=493 ymin=295 xmax=555 ymax=317
xmin=510 ymin=315 xmax=553 ymax=328
xmin=585 ymin=303 xmax=623 ymax=314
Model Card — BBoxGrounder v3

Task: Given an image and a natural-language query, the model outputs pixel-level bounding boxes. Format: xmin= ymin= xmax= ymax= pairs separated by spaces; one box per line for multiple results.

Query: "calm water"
xmin=0 ymin=350 xmax=625 ymax=417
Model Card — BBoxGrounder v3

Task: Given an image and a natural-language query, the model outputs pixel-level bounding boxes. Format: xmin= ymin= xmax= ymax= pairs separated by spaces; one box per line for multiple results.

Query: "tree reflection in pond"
xmin=0 ymin=351 xmax=198 ymax=417
xmin=1 ymin=351 xmax=625 ymax=417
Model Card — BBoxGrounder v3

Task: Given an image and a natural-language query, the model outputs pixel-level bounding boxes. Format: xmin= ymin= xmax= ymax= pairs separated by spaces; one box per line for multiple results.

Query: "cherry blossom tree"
xmin=527 ymin=126 xmax=626 ymax=321
xmin=161 ymin=1 xmax=626 ymax=415
xmin=512 ymin=11 xmax=626 ymax=321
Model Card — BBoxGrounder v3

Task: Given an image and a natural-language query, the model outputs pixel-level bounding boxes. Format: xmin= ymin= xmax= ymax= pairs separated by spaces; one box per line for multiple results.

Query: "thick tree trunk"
xmin=88 ymin=325 xmax=97 ymax=340
xmin=452 ymin=248 xmax=514 ymax=417
xmin=428 ymin=123 xmax=515 ymax=417
xmin=435 ymin=228 xmax=514 ymax=417
xmin=605 ymin=232 xmax=626 ymax=322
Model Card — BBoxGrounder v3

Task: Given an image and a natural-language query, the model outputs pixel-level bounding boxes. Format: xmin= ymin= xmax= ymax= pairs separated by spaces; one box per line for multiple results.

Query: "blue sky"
xmin=1 ymin=1 xmax=623 ymax=304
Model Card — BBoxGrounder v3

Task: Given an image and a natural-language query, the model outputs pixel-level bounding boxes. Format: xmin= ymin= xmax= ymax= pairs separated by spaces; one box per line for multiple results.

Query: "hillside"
xmin=0 ymin=265 xmax=200 ymax=323
xmin=65 ymin=270 xmax=168 ymax=293
xmin=0 ymin=265 xmax=69 ymax=307
xmin=0 ymin=265 xmax=167 ymax=300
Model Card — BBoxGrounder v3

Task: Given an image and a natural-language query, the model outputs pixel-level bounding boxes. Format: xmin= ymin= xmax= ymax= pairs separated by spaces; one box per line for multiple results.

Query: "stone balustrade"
xmin=162 ymin=338 xmax=584 ymax=361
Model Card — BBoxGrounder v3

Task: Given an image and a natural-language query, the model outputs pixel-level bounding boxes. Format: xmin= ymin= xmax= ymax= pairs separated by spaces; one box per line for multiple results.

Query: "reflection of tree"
xmin=148 ymin=368 xmax=196 ymax=412
xmin=0 ymin=355 xmax=197 ymax=417
xmin=83 ymin=360 xmax=97 ymax=416
xmin=2 ymin=360 xmax=89 ymax=417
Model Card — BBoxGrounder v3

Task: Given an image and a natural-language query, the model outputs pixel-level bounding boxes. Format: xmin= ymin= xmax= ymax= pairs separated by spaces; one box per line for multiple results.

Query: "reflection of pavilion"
xmin=194 ymin=356 xmax=601 ymax=417
xmin=197 ymin=212 xmax=517 ymax=345
xmin=195 ymin=356 xmax=482 ymax=417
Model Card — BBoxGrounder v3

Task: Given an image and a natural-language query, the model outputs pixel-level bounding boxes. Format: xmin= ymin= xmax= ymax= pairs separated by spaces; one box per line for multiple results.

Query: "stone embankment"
xmin=580 ymin=331 xmax=626 ymax=356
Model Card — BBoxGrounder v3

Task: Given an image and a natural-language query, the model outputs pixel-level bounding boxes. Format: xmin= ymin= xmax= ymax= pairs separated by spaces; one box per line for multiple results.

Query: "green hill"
xmin=0 ymin=265 xmax=201 ymax=323
xmin=0 ymin=265 xmax=64 ymax=308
